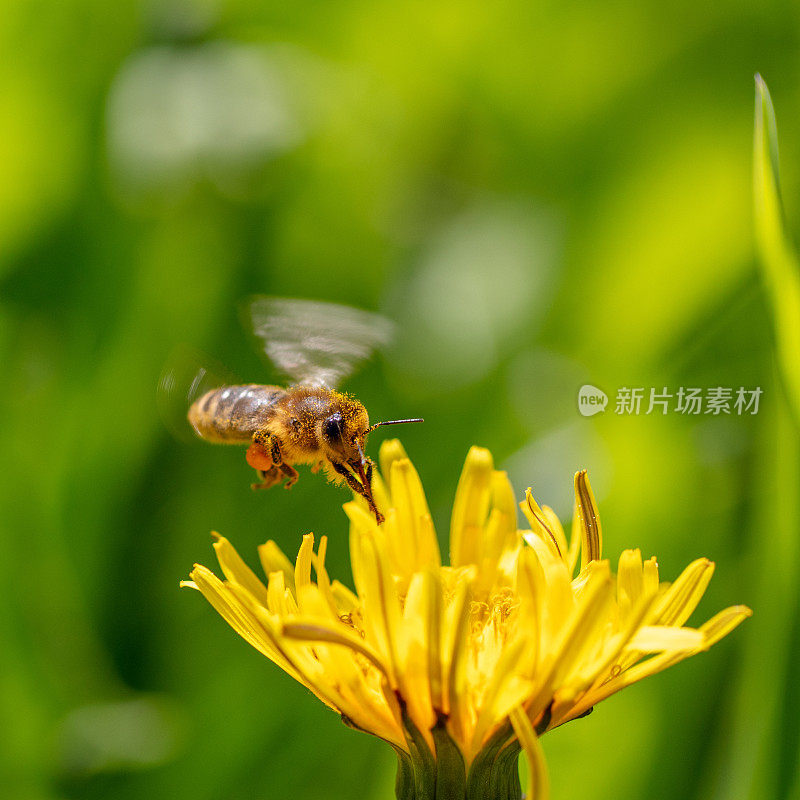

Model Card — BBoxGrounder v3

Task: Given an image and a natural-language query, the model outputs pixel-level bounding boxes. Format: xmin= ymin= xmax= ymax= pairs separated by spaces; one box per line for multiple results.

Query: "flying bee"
xmin=177 ymin=297 xmax=422 ymax=524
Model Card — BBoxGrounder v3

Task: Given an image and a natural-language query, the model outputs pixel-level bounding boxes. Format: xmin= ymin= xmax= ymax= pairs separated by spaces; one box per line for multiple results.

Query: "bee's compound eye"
xmin=291 ymin=417 xmax=301 ymax=432
xmin=323 ymin=413 xmax=344 ymax=442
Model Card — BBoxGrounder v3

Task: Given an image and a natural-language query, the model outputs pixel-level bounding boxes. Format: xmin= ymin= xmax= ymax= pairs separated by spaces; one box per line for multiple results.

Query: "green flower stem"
xmin=394 ymin=715 xmax=524 ymax=800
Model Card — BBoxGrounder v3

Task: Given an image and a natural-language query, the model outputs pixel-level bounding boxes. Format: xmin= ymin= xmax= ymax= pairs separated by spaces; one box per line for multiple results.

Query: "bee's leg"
xmin=330 ymin=461 xmax=384 ymax=524
xmin=251 ymin=466 xmax=282 ymax=490
xmin=278 ymin=462 xmax=299 ymax=489
xmin=251 ymin=431 xmax=298 ymax=489
xmin=330 ymin=459 xmax=363 ymax=494
xmin=247 ymin=438 xmax=275 ymax=481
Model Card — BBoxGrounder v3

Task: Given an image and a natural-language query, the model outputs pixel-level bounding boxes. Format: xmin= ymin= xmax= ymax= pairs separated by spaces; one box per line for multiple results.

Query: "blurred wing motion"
xmin=244 ymin=296 xmax=395 ymax=388
xmin=157 ymin=344 xmax=241 ymax=442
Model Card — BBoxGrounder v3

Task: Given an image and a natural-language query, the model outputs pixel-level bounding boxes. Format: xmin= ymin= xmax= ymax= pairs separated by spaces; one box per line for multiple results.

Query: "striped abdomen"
xmin=188 ymin=384 xmax=285 ymax=443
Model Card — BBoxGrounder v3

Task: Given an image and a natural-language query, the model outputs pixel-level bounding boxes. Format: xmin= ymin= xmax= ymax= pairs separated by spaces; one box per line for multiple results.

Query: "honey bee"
xmin=182 ymin=297 xmax=422 ymax=524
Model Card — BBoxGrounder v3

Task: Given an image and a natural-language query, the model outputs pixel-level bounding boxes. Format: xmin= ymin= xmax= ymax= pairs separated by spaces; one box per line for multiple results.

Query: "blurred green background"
xmin=2 ymin=1 xmax=799 ymax=798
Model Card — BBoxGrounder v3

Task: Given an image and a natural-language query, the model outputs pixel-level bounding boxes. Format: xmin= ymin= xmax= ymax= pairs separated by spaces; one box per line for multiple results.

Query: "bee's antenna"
xmin=366 ymin=418 xmax=424 ymax=435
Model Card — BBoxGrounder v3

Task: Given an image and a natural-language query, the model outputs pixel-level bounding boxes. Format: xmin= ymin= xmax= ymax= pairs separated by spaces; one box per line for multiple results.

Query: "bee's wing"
xmin=157 ymin=344 xmax=241 ymax=442
xmin=243 ymin=296 xmax=394 ymax=388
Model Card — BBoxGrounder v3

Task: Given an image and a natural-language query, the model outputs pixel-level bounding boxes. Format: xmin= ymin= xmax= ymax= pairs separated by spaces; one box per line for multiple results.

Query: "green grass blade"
xmin=753 ymin=74 xmax=800 ymax=421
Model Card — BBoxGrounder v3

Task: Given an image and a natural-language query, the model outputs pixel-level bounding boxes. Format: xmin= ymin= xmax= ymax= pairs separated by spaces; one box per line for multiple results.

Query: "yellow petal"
xmin=399 ymin=572 xmax=437 ymax=735
xmin=522 ymin=532 xmax=556 ymax=571
xmin=476 ymin=510 xmax=508 ymax=593
xmin=213 ymin=534 xmax=270 ymax=607
xmin=236 ymin=593 xmax=402 ymax=743
xmin=570 ymin=605 xmax=752 ymax=720
xmin=510 ymin=706 xmax=550 ymax=800
xmin=390 ymin=457 xmax=441 ymax=571
xmin=617 ymin=548 xmax=645 ymax=621
xmin=567 ymin=509 xmax=582 ymax=576
xmin=441 ymin=576 xmax=473 ymax=743
xmin=700 ymin=605 xmax=753 ymax=646
xmin=369 ymin=469 xmax=391 ymax=516
xmin=521 ymin=490 xmax=563 ymax=560
xmin=548 ymin=588 xmax=656 ymax=727
xmin=357 ymin=532 xmax=403 ymax=687
xmin=450 ymin=447 xmax=493 ymax=568
xmin=492 ymin=468 xmax=517 ymax=515
xmin=282 ymin=620 xmax=386 ymax=675
xmin=628 ymin=626 xmax=705 ymax=652
xmin=651 ymin=558 xmax=714 ymax=627
xmin=378 ymin=438 xmax=409 ymax=498
xmin=469 ymin=638 xmax=527 ymax=756
xmin=574 ymin=470 xmax=602 ymax=568
xmin=189 ymin=565 xmax=273 ymax=658
xmin=529 ymin=561 xmax=613 ymax=720
xmin=330 ymin=580 xmax=359 ymax=613
xmin=643 ymin=556 xmax=660 ymax=595
xmin=257 ymin=540 xmax=295 ymax=594
xmin=190 ymin=568 xmax=326 ymax=705
xmin=309 ymin=536 xmax=341 ymax=617
xmin=490 ymin=470 xmax=519 ymax=553
xmin=554 ymin=562 xmax=614 ymax=685
xmin=541 ymin=505 xmax=568 ymax=564
xmin=267 ymin=570 xmax=297 ymax=616
xmin=294 ymin=533 xmax=315 ymax=601
xmin=345 ymin=500 xmax=380 ymax=597
xmin=515 ymin=546 xmax=544 ymax=674
xmin=425 ymin=570 xmax=445 ymax=713
xmin=538 ymin=551 xmax=575 ymax=647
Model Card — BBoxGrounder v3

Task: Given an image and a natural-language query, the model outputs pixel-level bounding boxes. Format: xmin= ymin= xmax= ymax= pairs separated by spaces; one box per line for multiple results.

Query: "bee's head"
xmin=322 ymin=412 xmax=345 ymax=445
xmin=320 ymin=396 xmax=370 ymax=464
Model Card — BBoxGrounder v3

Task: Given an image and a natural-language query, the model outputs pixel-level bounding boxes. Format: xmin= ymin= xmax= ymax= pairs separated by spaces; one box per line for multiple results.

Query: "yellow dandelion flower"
xmin=182 ymin=441 xmax=751 ymax=799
